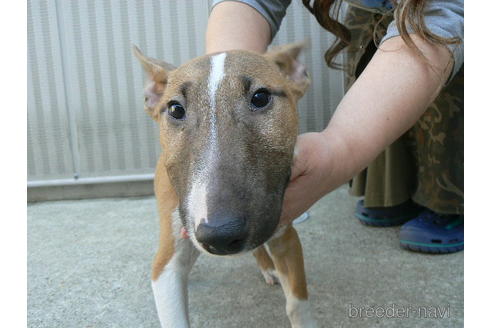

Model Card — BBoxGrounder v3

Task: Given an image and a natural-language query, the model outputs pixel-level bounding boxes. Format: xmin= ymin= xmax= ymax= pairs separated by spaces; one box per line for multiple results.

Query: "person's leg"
xmin=399 ymin=66 xmax=464 ymax=253
xmin=406 ymin=67 xmax=464 ymax=215
xmin=351 ymin=135 xmax=420 ymax=226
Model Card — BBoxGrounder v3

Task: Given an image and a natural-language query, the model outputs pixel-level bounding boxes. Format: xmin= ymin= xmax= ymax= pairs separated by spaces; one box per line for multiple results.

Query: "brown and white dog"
xmin=133 ymin=42 xmax=316 ymax=328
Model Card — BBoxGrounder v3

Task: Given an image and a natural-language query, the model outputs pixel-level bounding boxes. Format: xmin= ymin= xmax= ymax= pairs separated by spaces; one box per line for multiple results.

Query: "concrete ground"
xmin=27 ymin=186 xmax=463 ymax=328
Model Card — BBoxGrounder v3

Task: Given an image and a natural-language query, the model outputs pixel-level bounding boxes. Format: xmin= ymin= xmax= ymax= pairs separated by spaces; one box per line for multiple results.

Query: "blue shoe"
xmin=356 ymin=199 xmax=423 ymax=227
xmin=400 ymin=209 xmax=464 ymax=254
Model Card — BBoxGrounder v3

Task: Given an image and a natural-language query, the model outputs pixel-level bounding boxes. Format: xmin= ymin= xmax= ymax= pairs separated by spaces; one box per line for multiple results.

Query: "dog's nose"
xmin=195 ymin=217 xmax=247 ymax=255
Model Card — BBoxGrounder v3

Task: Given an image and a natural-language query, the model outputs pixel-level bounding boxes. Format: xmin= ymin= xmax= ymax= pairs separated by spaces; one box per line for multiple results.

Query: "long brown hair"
xmin=302 ymin=0 xmax=461 ymax=69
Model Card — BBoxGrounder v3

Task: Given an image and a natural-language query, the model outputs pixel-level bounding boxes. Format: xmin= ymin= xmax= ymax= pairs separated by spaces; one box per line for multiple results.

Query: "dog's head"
xmin=134 ymin=43 xmax=309 ymax=256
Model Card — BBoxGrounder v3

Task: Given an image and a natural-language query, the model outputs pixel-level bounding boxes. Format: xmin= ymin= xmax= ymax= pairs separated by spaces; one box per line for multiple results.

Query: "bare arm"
xmin=327 ymin=36 xmax=451 ymax=187
xmin=206 ymin=2 xmax=271 ymax=54
xmin=281 ymin=36 xmax=453 ymax=223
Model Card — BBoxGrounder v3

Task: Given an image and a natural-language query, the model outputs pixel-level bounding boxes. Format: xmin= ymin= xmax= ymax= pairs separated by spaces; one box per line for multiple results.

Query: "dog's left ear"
xmin=133 ymin=45 xmax=176 ymax=120
xmin=265 ymin=41 xmax=310 ymax=99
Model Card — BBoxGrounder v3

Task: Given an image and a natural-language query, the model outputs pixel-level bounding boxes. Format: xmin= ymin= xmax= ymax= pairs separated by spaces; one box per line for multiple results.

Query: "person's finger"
xmin=290 ymin=143 xmax=310 ymax=181
xmin=279 ymin=175 xmax=309 ymax=225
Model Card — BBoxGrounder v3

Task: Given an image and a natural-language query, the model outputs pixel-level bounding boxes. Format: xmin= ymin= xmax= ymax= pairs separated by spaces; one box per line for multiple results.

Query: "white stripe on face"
xmin=188 ymin=181 xmax=207 ymax=226
xmin=207 ymin=52 xmax=226 ymax=149
xmin=187 ymin=53 xmax=227 ymax=228
xmin=208 ymin=52 xmax=227 ymax=110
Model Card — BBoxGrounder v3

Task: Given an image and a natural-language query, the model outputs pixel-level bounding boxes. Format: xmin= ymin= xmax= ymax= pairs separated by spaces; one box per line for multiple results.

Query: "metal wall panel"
xmin=54 ymin=0 xmax=209 ymax=179
xmin=28 ymin=0 xmax=344 ymax=185
xmin=28 ymin=0 xmax=75 ymax=181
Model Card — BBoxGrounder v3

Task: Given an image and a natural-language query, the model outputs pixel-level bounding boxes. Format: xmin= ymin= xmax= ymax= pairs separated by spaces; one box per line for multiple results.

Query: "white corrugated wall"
xmin=27 ymin=0 xmax=344 ymax=186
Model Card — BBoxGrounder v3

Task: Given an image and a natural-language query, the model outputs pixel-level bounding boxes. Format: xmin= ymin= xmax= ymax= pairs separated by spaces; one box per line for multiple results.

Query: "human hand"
xmin=279 ymin=132 xmax=333 ymax=226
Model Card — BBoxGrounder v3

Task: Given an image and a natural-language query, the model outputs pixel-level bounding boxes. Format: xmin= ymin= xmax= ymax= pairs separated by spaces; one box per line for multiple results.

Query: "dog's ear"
xmin=264 ymin=41 xmax=310 ymax=99
xmin=133 ymin=45 xmax=176 ymax=120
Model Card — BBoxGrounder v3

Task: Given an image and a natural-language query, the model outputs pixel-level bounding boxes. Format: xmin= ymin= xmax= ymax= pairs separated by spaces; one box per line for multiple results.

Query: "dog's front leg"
xmin=151 ymin=154 xmax=200 ymax=327
xmin=151 ymin=227 xmax=199 ymax=328
xmin=267 ymin=225 xmax=317 ymax=328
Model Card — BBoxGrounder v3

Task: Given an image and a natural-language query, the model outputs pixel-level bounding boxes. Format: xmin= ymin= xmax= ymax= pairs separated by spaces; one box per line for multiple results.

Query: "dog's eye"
xmin=168 ymin=102 xmax=186 ymax=120
xmin=250 ymin=89 xmax=271 ymax=110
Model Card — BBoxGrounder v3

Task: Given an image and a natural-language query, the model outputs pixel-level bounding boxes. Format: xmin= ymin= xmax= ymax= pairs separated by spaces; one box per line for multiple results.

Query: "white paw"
xmin=260 ymin=269 xmax=279 ymax=285
xmin=287 ymin=298 xmax=318 ymax=328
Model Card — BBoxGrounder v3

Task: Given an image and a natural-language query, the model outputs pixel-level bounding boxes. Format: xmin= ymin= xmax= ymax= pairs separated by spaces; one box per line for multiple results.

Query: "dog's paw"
xmin=260 ymin=269 xmax=279 ymax=285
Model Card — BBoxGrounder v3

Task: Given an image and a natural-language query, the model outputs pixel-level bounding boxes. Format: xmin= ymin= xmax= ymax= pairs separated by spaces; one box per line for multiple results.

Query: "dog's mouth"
xmin=187 ymin=231 xmax=248 ymax=256
xmin=201 ymin=239 xmax=246 ymax=255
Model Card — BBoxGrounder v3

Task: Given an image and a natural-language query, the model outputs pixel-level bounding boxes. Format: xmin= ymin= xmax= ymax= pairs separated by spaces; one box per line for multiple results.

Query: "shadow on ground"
xmin=27 ymin=186 xmax=463 ymax=328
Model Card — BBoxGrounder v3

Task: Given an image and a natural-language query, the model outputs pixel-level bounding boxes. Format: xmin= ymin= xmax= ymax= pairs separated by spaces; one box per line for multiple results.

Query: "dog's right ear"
xmin=132 ymin=45 xmax=175 ymax=121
